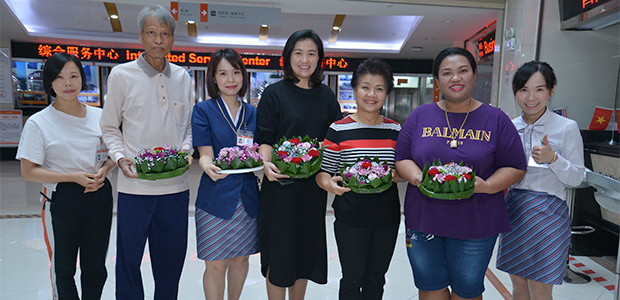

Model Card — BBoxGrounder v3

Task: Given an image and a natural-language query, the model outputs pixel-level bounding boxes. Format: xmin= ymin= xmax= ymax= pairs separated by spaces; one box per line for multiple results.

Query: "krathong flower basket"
xmin=340 ymin=156 xmax=393 ymax=194
xmin=419 ymin=160 xmax=476 ymax=200
xmin=213 ymin=143 xmax=263 ymax=171
xmin=135 ymin=145 xmax=190 ymax=180
xmin=271 ymin=135 xmax=323 ymax=179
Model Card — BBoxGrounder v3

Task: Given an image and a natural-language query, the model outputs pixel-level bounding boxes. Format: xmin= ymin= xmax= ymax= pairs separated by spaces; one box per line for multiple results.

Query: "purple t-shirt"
xmin=395 ymin=103 xmax=526 ymax=239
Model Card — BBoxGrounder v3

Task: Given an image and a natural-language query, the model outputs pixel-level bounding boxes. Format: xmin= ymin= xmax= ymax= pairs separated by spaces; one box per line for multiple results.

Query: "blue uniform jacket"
xmin=192 ymin=97 xmax=259 ymax=219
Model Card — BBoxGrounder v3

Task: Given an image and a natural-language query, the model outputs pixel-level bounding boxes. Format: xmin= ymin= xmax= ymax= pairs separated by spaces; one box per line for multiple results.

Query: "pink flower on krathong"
xmin=357 ymin=168 xmax=369 ymax=176
xmin=301 ymin=154 xmax=312 ymax=162
xmin=283 ymin=156 xmax=293 ymax=163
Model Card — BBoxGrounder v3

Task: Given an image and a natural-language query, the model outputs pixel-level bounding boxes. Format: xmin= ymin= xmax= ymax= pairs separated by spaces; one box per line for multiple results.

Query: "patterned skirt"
xmin=195 ymin=198 xmax=259 ymax=261
xmin=497 ymin=189 xmax=571 ymax=285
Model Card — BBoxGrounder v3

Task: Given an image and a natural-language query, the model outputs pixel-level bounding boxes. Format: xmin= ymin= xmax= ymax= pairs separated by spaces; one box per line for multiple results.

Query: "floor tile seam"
xmin=570 ymin=255 xmax=617 ymax=292
xmin=0 ymin=287 xmax=52 ymax=300
xmin=0 ymin=246 xmax=43 ymax=259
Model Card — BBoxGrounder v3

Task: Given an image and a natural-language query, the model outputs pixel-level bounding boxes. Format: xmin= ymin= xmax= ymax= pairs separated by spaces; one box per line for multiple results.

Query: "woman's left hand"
xmin=326 ymin=176 xmax=351 ymax=195
xmin=84 ymin=168 xmax=107 ymax=193
xmin=474 ymin=176 xmax=489 ymax=194
xmin=532 ymin=134 xmax=555 ymax=164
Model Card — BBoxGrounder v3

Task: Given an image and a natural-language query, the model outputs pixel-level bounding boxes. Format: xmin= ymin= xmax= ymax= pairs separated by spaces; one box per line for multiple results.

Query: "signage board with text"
xmin=11 ymin=41 xmax=432 ymax=74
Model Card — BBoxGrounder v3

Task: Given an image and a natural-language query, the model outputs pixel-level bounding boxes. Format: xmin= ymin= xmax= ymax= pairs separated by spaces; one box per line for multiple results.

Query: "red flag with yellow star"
xmin=588 ymin=106 xmax=613 ymax=130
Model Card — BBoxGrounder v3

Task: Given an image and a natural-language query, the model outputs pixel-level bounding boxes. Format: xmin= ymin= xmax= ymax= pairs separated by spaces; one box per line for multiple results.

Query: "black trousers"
xmin=334 ymin=220 xmax=399 ymax=300
xmin=48 ymin=179 xmax=113 ymax=300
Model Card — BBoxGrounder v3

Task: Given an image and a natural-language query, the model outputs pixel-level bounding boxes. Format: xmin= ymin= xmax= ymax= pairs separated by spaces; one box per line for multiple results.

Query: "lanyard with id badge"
xmin=96 ymin=136 xmax=109 ymax=163
xmin=217 ymin=98 xmax=254 ymax=146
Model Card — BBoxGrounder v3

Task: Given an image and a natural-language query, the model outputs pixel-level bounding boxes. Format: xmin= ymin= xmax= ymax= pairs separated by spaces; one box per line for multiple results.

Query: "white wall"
xmin=538 ymin=0 xmax=619 ymax=129
xmin=498 ymin=0 xmax=619 ymax=129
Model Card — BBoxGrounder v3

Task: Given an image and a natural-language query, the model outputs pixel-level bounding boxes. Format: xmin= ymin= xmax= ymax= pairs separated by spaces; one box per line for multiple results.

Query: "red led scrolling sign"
xmin=583 ymin=0 xmax=600 ymax=9
xmin=14 ymin=42 xmax=434 ymax=73
xmin=476 ymin=30 xmax=495 ymax=61
xmin=21 ymin=42 xmax=355 ymax=71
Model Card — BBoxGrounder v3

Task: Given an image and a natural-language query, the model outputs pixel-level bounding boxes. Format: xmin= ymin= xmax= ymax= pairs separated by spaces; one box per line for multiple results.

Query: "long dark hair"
xmin=281 ymin=29 xmax=325 ymax=87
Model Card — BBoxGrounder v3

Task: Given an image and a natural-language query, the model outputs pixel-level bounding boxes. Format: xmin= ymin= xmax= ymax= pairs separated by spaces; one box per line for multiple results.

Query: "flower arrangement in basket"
xmin=340 ymin=156 xmax=393 ymax=194
xmin=213 ymin=143 xmax=263 ymax=170
xmin=272 ymin=135 xmax=323 ymax=179
xmin=419 ymin=160 xmax=476 ymax=200
xmin=134 ymin=145 xmax=190 ymax=180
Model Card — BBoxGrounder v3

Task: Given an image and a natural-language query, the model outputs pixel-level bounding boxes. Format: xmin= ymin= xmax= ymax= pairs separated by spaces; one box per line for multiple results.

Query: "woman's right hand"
xmin=204 ymin=164 xmax=228 ymax=182
xmin=395 ymin=159 xmax=423 ymax=187
xmin=263 ymin=161 xmax=290 ymax=182
xmin=409 ymin=173 xmax=423 ymax=187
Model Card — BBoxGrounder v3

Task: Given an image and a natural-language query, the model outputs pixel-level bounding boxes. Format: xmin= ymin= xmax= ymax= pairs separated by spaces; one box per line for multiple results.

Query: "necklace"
xmin=216 ymin=97 xmax=245 ymax=135
xmin=444 ymin=98 xmax=473 ymax=149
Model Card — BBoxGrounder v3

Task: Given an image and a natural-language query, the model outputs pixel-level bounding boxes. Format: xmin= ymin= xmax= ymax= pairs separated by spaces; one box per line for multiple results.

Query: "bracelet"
xmin=550 ymin=151 xmax=558 ymax=164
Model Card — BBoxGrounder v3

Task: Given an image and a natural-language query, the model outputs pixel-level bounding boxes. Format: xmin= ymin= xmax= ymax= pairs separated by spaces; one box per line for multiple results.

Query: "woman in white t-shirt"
xmin=16 ymin=53 xmax=115 ymax=300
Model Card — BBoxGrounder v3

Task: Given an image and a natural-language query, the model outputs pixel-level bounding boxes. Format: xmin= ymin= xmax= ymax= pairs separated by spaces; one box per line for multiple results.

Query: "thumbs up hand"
xmin=532 ymin=134 xmax=556 ymax=164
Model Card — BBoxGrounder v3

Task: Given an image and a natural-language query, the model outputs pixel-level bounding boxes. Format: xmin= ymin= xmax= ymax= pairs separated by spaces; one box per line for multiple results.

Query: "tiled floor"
xmin=0 ymin=160 xmax=617 ymax=299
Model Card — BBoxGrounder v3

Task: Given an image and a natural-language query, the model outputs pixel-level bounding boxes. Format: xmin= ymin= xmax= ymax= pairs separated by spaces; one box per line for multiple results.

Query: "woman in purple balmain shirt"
xmin=395 ymin=47 xmax=527 ymax=300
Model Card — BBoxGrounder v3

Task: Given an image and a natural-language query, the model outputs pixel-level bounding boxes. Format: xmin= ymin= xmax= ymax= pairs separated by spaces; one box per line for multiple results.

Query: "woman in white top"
xmin=16 ymin=53 xmax=115 ymax=300
xmin=496 ymin=61 xmax=585 ymax=300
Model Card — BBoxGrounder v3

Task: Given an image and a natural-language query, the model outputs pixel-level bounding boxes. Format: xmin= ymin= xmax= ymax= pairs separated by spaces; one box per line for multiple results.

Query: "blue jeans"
xmin=405 ymin=229 xmax=497 ymax=298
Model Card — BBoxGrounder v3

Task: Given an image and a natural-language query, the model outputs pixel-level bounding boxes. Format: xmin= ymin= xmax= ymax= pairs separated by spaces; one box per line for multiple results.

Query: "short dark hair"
xmin=281 ymin=29 xmax=325 ymax=87
xmin=206 ymin=48 xmax=248 ymax=99
xmin=432 ymin=47 xmax=477 ymax=79
xmin=512 ymin=61 xmax=557 ymax=95
xmin=351 ymin=58 xmax=394 ymax=94
xmin=43 ymin=52 xmax=87 ymax=98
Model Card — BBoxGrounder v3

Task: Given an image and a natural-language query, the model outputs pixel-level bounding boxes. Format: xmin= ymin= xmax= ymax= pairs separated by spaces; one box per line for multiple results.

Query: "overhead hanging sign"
xmin=171 ymin=2 xmax=281 ymax=25
xmin=171 ymin=2 xmax=209 ymax=23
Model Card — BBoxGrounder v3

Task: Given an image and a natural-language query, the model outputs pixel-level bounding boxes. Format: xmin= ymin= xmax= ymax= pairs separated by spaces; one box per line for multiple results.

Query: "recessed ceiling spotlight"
xmin=410 ymin=47 xmax=423 ymax=51
xmin=187 ymin=20 xmax=196 ymax=24
xmin=261 ymin=24 xmax=269 ymax=28
xmin=332 ymin=25 xmax=340 ymax=31
xmin=110 ymin=14 xmax=119 ymax=20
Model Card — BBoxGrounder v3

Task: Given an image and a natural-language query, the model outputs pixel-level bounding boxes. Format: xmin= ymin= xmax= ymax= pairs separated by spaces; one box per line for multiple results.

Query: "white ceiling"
xmin=1 ymin=0 xmax=504 ymax=59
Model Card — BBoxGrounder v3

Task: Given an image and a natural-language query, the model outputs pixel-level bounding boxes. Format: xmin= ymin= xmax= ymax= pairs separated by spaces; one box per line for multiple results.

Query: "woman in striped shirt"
xmin=316 ymin=57 xmax=402 ymax=300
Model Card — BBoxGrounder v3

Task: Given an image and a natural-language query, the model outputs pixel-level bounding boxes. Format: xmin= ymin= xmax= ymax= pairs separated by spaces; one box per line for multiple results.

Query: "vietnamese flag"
xmin=588 ymin=106 xmax=613 ymax=130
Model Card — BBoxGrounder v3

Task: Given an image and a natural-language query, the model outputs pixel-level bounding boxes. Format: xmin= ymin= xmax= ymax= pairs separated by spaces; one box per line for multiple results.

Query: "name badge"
xmin=96 ymin=136 xmax=109 ymax=162
xmin=237 ymin=130 xmax=254 ymax=146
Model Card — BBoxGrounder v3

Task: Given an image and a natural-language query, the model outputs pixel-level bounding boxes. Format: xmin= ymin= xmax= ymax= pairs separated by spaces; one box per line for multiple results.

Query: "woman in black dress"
xmin=256 ymin=29 xmax=342 ymax=300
